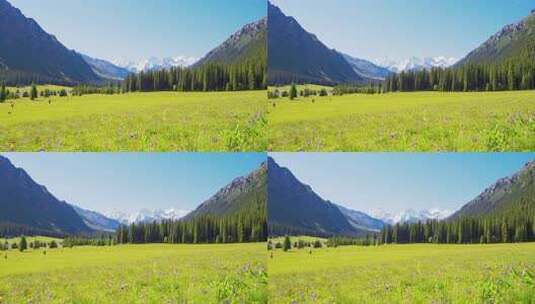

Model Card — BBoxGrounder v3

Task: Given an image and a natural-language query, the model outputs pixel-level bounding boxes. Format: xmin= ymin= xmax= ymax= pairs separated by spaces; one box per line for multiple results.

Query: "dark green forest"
xmin=123 ymin=58 xmax=266 ymax=93
xmin=384 ymin=54 xmax=535 ymax=93
xmin=382 ymin=196 xmax=535 ymax=244
xmin=115 ymin=211 xmax=267 ymax=245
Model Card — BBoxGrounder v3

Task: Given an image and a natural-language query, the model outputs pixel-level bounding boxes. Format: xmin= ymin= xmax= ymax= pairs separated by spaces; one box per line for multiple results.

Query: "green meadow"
xmin=0 ymin=242 xmax=267 ymax=303
xmin=268 ymin=243 xmax=535 ymax=303
xmin=268 ymin=90 xmax=535 ymax=152
xmin=0 ymin=90 xmax=266 ymax=152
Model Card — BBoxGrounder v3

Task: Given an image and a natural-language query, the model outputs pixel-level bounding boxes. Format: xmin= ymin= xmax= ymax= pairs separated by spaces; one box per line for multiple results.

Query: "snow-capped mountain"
xmin=369 ymin=208 xmax=453 ymax=225
xmin=114 ymin=56 xmax=198 ymax=73
xmin=106 ymin=208 xmax=190 ymax=224
xmin=377 ymin=56 xmax=457 ymax=73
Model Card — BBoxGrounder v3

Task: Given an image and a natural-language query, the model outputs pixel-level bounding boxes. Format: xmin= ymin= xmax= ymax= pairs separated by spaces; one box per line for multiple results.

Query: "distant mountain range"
xmin=106 ymin=208 xmax=189 ymax=225
xmin=377 ymin=56 xmax=458 ymax=73
xmin=80 ymin=54 xmax=130 ymax=81
xmin=341 ymin=53 xmax=392 ymax=80
xmin=369 ymin=208 xmax=453 ymax=225
xmin=113 ymin=56 xmax=197 ymax=74
xmin=71 ymin=205 xmax=121 ymax=232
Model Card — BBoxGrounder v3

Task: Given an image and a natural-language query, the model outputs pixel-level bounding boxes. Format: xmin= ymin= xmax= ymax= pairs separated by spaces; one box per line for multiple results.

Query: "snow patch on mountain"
xmin=369 ymin=208 xmax=453 ymax=225
xmin=377 ymin=56 xmax=457 ymax=73
xmin=114 ymin=56 xmax=197 ymax=73
xmin=106 ymin=208 xmax=190 ymax=224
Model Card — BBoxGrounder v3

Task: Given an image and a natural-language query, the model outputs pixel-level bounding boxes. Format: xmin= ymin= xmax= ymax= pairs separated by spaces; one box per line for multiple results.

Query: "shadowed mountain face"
xmin=0 ymin=0 xmax=100 ymax=85
xmin=457 ymin=10 xmax=535 ymax=66
xmin=267 ymin=2 xmax=363 ymax=86
xmin=0 ymin=155 xmax=92 ymax=236
xmin=183 ymin=162 xmax=267 ymax=220
xmin=341 ymin=53 xmax=392 ymax=81
xmin=72 ymin=205 xmax=121 ymax=232
xmin=451 ymin=161 xmax=535 ymax=219
xmin=194 ymin=18 xmax=267 ymax=66
xmin=268 ymin=157 xmax=375 ymax=237
xmin=80 ymin=53 xmax=130 ymax=81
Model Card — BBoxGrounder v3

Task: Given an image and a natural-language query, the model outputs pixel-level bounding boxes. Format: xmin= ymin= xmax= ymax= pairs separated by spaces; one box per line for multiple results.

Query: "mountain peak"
xmin=268 ymin=2 xmax=363 ymax=85
xmin=0 ymin=155 xmax=92 ymax=236
xmin=451 ymin=159 xmax=535 ymax=219
xmin=0 ymin=0 xmax=100 ymax=85
xmin=457 ymin=9 xmax=535 ymax=66
xmin=194 ymin=15 xmax=266 ymax=67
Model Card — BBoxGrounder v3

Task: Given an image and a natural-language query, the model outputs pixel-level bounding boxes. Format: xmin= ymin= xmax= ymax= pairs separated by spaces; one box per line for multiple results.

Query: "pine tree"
xmin=289 ymin=83 xmax=297 ymax=100
xmin=0 ymin=82 xmax=6 ymax=102
xmin=30 ymin=84 xmax=38 ymax=100
xmin=19 ymin=236 xmax=27 ymax=252
xmin=283 ymin=235 xmax=291 ymax=251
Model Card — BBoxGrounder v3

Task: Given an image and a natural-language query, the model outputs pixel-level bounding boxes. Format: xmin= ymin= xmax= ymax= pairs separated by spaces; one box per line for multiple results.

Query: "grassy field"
xmin=268 ymin=243 xmax=535 ymax=303
xmin=3 ymin=236 xmax=62 ymax=246
xmin=0 ymin=243 xmax=266 ymax=303
xmin=268 ymin=90 xmax=535 ymax=152
xmin=0 ymin=90 xmax=266 ymax=151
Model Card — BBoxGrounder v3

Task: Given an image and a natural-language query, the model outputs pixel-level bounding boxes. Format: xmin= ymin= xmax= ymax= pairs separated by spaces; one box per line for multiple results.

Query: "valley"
xmin=268 ymin=90 xmax=535 ymax=152
xmin=267 ymin=154 xmax=535 ymax=303
xmin=267 ymin=1 xmax=535 ymax=152
xmin=0 ymin=153 xmax=268 ymax=302
xmin=0 ymin=242 xmax=267 ymax=303
xmin=268 ymin=242 xmax=535 ymax=303
xmin=0 ymin=90 xmax=266 ymax=151
xmin=0 ymin=0 xmax=267 ymax=152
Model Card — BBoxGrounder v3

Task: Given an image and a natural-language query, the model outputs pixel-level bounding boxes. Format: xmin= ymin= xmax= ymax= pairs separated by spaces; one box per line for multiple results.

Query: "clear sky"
xmin=270 ymin=0 xmax=535 ymax=62
xmin=3 ymin=153 xmax=266 ymax=215
xmin=9 ymin=0 xmax=266 ymax=62
xmin=270 ymin=153 xmax=535 ymax=214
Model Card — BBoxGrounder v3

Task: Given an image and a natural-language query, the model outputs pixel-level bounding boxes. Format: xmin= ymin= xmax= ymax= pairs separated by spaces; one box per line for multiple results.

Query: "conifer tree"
xmin=283 ymin=235 xmax=291 ymax=251
xmin=19 ymin=236 xmax=27 ymax=252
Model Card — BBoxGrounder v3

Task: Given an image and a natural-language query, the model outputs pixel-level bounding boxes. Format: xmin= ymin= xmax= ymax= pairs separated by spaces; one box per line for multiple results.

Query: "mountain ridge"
xmin=0 ymin=0 xmax=101 ymax=85
xmin=457 ymin=9 xmax=535 ymax=65
xmin=194 ymin=17 xmax=266 ymax=67
xmin=183 ymin=162 xmax=267 ymax=220
xmin=450 ymin=161 xmax=535 ymax=219
xmin=268 ymin=157 xmax=376 ymax=237
xmin=0 ymin=155 xmax=92 ymax=236
xmin=267 ymin=2 xmax=363 ymax=86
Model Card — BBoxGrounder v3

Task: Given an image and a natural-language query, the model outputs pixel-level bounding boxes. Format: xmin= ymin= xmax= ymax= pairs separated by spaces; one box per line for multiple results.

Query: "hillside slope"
xmin=268 ymin=157 xmax=369 ymax=237
xmin=195 ymin=18 xmax=266 ymax=66
xmin=451 ymin=161 xmax=535 ymax=219
xmin=0 ymin=155 xmax=92 ymax=236
xmin=267 ymin=2 xmax=363 ymax=86
xmin=183 ymin=163 xmax=267 ymax=220
xmin=457 ymin=9 xmax=535 ymax=65
xmin=0 ymin=0 xmax=100 ymax=85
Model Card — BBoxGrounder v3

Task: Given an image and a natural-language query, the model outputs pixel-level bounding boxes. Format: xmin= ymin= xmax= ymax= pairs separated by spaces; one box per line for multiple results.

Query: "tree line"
xmin=116 ymin=211 xmax=266 ymax=245
xmin=382 ymin=195 xmax=535 ymax=244
xmin=123 ymin=59 xmax=266 ymax=93
xmin=384 ymin=57 xmax=535 ymax=93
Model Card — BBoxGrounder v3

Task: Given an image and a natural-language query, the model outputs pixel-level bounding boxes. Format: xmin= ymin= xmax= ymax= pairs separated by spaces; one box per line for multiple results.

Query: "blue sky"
xmin=270 ymin=153 xmax=535 ymax=214
xmin=3 ymin=153 xmax=266 ymax=215
xmin=270 ymin=0 xmax=534 ymax=62
xmin=9 ymin=0 xmax=266 ymax=62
